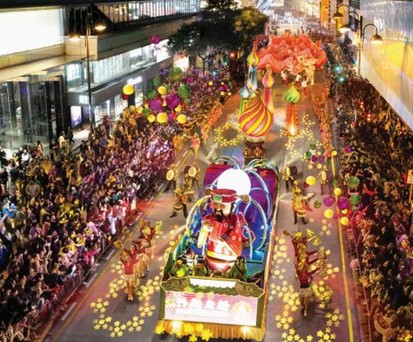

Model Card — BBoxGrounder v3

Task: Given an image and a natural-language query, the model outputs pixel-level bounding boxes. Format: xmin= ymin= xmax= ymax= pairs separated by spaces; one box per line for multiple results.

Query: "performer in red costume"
xmin=197 ymin=189 xmax=249 ymax=262
xmin=120 ymin=244 xmax=139 ymax=301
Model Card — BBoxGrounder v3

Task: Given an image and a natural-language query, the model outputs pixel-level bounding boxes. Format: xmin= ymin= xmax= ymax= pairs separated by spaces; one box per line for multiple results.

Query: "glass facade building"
xmin=0 ymin=1 xmax=200 ymax=151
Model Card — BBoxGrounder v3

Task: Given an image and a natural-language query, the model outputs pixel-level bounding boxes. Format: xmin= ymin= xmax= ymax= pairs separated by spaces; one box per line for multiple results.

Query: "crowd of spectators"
xmin=325 ymin=41 xmax=413 ymax=341
xmin=0 ymin=109 xmax=177 ymax=340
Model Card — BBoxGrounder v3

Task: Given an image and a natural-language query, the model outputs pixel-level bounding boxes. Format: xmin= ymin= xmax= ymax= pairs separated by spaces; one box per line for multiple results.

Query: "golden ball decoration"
xmin=123 ymin=84 xmax=135 ymax=96
xmin=177 ymin=114 xmax=187 ymax=124
xmin=147 ymin=114 xmax=156 ymax=123
xmin=324 ymin=209 xmax=334 ymax=219
xmin=306 ymin=176 xmax=316 ymax=186
xmin=334 ymin=188 xmax=342 ymax=196
xmin=340 ymin=217 xmax=350 ymax=226
xmin=156 ymin=112 xmax=168 ymax=124
xmin=157 ymin=85 xmax=167 ymax=95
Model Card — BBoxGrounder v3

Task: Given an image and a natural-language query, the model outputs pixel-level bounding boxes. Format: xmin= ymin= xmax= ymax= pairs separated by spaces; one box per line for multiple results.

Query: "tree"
xmin=204 ymin=0 xmax=238 ymax=12
xmin=167 ymin=1 xmax=269 ymax=72
xmin=234 ymin=7 xmax=269 ymax=53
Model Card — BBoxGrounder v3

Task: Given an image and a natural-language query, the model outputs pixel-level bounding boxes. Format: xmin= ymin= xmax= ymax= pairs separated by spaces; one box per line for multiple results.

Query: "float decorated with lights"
xmin=156 ymin=156 xmax=279 ymax=341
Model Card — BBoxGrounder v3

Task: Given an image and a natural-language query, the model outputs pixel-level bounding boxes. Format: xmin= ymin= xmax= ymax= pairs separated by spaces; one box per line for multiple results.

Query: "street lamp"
xmin=357 ymin=16 xmax=383 ymax=76
xmin=70 ymin=8 xmax=106 ymax=133
xmin=338 ymin=10 xmax=359 ymax=34
xmin=333 ymin=3 xmax=360 ymax=34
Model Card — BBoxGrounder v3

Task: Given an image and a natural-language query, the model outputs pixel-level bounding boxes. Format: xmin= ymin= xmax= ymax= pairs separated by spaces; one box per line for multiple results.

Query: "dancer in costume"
xmin=119 ymin=243 xmax=139 ymax=301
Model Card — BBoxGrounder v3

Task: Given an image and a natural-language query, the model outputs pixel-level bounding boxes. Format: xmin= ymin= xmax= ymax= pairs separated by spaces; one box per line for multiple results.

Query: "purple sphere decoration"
xmin=323 ymin=196 xmax=335 ymax=207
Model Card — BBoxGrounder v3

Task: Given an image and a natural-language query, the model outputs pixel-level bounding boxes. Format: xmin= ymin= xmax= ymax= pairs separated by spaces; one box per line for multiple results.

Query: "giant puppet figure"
xmin=197 ymin=189 xmax=249 ymax=263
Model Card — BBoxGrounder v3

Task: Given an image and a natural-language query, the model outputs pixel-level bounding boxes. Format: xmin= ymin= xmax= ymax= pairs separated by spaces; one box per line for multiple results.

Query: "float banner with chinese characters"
xmin=159 ymin=277 xmax=264 ymax=327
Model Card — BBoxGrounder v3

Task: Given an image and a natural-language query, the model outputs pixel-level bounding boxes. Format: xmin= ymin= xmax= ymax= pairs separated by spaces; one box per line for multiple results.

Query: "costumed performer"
xmin=119 ymin=243 xmax=140 ymax=301
xmin=169 ymin=188 xmax=188 ymax=218
xmin=197 ymin=189 xmax=252 ymax=263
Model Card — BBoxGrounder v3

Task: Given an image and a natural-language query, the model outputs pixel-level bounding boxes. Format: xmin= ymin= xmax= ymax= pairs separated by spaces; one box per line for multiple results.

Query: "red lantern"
xmin=121 ymin=93 xmax=129 ymax=100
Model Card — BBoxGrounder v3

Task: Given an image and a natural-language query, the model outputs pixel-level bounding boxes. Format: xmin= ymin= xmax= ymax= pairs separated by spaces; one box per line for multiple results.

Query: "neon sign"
xmin=164 ymin=291 xmax=258 ymax=326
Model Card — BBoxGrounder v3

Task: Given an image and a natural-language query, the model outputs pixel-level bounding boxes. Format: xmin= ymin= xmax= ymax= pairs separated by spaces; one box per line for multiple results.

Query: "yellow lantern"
xmin=305 ymin=176 xmax=316 ymax=186
xmin=340 ymin=217 xmax=349 ymax=226
xmin=175 ymin=104 xmax=182 ymax=112
xmin=123 ymin=84 xmax=135 ymax=96
xmin=332 ymin=150 xmax=338 ymax=156
xmin=341 ymin=209 xmax=348 ymax=215
xmin=208 ymin=81 xmax=213 ymax=86
xmin=137 ymin=106 xmax=143 ymax=113
xmin=324 ymin=209 xmax=334 ymax=219
xmin=158 ymin=85 xmax=167 ymax=95
xmin=177 ymin=114 xmax=187 ymax=124
xmin=147 ymin=114 xmax=155 ymax=123
xmin=334 ymin=188 xmax=342 ymax=196
xmin=157 ymin=112 xmax=168 ymax=124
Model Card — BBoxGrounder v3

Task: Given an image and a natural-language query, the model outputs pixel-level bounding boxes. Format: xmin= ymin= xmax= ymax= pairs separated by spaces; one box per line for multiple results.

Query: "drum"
xmin=188 ymin=166 xmax=197 ymax=178
xmin=166 ymin=169 xmax=175 ymax=181
xmin=320 ymin=170 xmax=327 ymax=182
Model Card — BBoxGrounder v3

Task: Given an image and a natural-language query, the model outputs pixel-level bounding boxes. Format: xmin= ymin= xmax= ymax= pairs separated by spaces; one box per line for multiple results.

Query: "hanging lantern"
xmin=169 ymin=67 xmax=183 ymax=82
xmin=151 ymin=35 xmax=160 ymax=45
xmin=147 ymin=114 xmax=156 ymax=123
xmin=157 ymin=85 xmax=167 ymax=95
xmin=156 ymin=112 xmax=168 ymax=124
xmin=177 ymin=114 xmax=187 ymax=124
xmin=123 ymin=84 xmax=135 ymax=96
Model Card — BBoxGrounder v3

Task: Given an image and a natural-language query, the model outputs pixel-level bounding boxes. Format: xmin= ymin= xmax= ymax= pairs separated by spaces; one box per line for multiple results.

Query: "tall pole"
xmin=86 ymin=11 xmax=95 ymax=133
xmin=357 ymin=16 xmax=363 ymax=77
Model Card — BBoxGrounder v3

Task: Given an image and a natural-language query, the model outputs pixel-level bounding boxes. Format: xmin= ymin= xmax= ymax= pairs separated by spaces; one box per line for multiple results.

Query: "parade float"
xmin=156 ymin=156 xmax=279 ymax=341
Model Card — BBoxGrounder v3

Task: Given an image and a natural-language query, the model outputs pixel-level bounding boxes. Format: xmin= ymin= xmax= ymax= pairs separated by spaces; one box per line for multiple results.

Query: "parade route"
xmin=47 ymin=71 xmax=361 ymax=342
